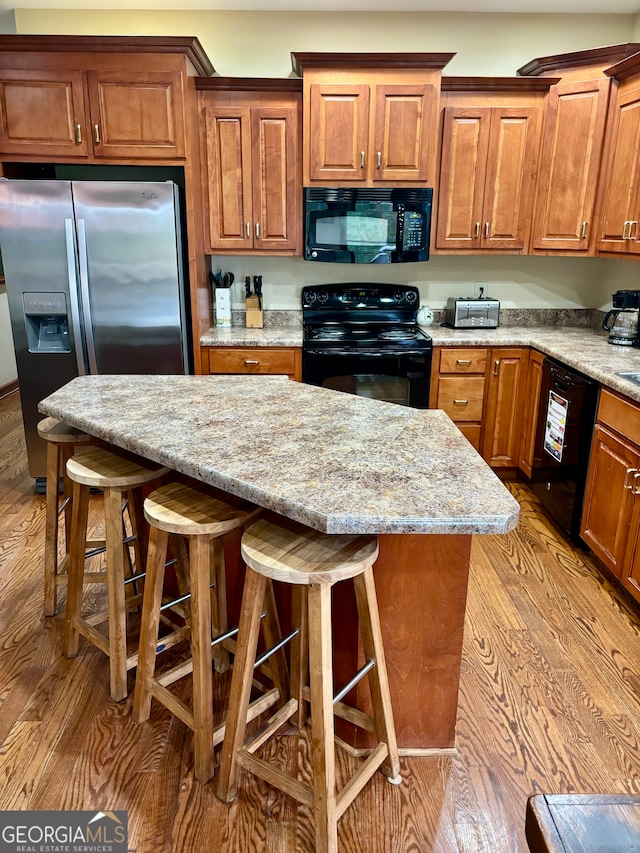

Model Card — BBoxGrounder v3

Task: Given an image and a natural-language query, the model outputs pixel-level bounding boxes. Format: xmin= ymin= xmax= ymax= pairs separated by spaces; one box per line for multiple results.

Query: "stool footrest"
xmin=236 ymin=749 xmax=314 ymax=809
xmin=254 ymin=628 xmax=298 ymax=669
xmin=333 ymin=658 xmax=375 ymax=705
xmin=336 ymin=742 xmax=389 ymax=820
xmin=244 ymin=697 xmax=298 ymax=755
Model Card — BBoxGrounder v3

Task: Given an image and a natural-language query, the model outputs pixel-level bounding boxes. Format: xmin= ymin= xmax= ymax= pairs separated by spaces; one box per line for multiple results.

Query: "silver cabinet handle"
xmin=624 ymin=467 xmax=638 ymax=489
xmin=76 ymin=218 xmax=98 ymax=374
xmin=494 ymin=358 xmax=500 ymax=376
xmin=246 ymin=222 xmax=251 ymax=238
xmin=360 ymin=151 xmax=365 ymax=168
xmin=75 ymin=124 xmax=82 ymax=144
xmin=633 ymin=472 xmax=640 ymax=495
xmin=485 ymin=222 xmax=490 ymax=238
xmin=93 ymin=124 xmax=100 ymax=144
xmin=456 ymin=359 xmax=472 ymax=365
xmin=474 ymin=222 xmax=480 ymax=238
xmin=64 ymin=218 xmax=87 ymax=376
xmin=255 ymin=222 xmax=260 ymax=239
xmin=581 ymin=221 xmax=588 ymax=239
xmin=377 ymin=151 xmax=381 ymax=168
xmin=453 ymin=399 xmax=469 ymax=405
xmin=623 ymin=220 xmax=631 ymax=239
xmin=630 ymin=221 xmax=639 ymax=240
xmin=244 ymin=359 xmax=260 ymax=365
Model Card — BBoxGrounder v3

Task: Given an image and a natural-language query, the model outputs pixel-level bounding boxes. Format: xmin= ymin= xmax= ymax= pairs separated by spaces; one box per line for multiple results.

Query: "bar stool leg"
xmin=64 ymin=480 xmax=90 ymax=656
xmin=105 ymin=486 xmax=129 ymax=702
xmin=210 ymin=537 xmax=229 ymax=674
xmin=61 ymin=445 xmax=75 ymax=554
xmin=353 ymin=566 xmax=401 ymax=783
xmin=217 ymin=568 xmax=268 ymax=803
xmin=261 ymin=577 xmax=290 ymax=707
xmin=290 ymin=586 xmax=309 ymax=729
xmin=128 ymin=486 xmax=148 ymax=578
xmin=308 ymin=582 xmax=338 ymax=853
xmin=43 ymin=439 xmax=61 ymax=616
xmin=190 ymin=534 xmax=215 ymax=783
xmin=132 ymin=524 xmax=170 ymax=723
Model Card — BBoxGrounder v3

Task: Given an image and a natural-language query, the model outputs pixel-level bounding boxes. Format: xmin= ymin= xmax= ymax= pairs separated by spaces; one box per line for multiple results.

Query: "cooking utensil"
xmin=245 ymin=276 xmax=252 ymax=299
xmin=254 ymin=275 xmax=263 ymax=311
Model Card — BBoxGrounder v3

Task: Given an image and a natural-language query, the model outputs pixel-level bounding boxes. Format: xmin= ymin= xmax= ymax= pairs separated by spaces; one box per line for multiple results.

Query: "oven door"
xmin=302 ymin=348 xmax=431 ymax=409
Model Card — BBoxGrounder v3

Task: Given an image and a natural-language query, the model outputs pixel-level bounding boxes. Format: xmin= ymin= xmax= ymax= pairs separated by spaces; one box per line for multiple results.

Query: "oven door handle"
xmin=305 ymin=349 xmax=429 ymax=357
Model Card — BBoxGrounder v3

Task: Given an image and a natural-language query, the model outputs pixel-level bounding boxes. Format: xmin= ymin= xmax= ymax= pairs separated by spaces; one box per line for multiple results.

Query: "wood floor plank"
xmin=4 ymin=391 xmax=640 ymax=851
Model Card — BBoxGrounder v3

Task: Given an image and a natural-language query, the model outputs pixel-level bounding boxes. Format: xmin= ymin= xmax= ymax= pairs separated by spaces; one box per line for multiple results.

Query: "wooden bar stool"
xmin=64 ymin=446 xmax=169 ymax=702
xmin=133 ymin=481 xmax=289 ymax=784
xmin=217 ymin=516 xmax=401 ymax=853
xmin=37 ymin=416 xmax=96 ymax=616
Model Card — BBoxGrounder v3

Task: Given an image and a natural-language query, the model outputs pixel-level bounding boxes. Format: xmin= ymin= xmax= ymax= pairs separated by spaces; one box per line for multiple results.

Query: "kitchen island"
xmin=39 ymin=374 xmax=519 ymax=753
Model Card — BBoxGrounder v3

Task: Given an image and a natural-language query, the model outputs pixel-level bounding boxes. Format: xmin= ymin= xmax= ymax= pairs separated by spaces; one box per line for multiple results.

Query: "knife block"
xmin=245 ymin=295 xmax=264 ymax=328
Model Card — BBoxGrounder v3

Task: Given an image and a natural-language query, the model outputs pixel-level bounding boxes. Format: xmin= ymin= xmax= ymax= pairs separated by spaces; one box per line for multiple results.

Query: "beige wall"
xmin=9 ymin=9 xmax=640 ymax=315
xmin=15 ymin=9 xmax=636 ymax=77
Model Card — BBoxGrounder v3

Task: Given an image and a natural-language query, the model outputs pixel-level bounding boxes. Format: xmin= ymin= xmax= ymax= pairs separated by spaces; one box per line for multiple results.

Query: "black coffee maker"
xmin=602 ymin=290 xmax=640 ymax=346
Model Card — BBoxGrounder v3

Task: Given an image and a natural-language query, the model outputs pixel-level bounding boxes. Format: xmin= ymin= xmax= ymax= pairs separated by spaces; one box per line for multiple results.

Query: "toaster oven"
xmin=443 ymin=297 xmax=500 ymax=328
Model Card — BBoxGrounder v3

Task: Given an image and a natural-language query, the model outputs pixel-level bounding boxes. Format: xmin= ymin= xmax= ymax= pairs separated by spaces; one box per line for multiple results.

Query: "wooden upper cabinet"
xmin=596 ymin=83 xmax=640 ymax=256
xmin=198 ymin=80 xmax=301 ymax=255
xmin=0 ymin=36 xmax=214 ymax=163
xmin=87 ymin=69 xmax=186 ymax=159
xmin=308 ymin=83 xmax=369 ymax=181
xmin=0 ymin=68 xmax=89 ymax=157
xmin=293 ymin=52 xmax=453 ymax=187
xmin=531 ymin=79 xmax=610 ymax=253
xmin=436 ymin=105 xmax=540 ymax=251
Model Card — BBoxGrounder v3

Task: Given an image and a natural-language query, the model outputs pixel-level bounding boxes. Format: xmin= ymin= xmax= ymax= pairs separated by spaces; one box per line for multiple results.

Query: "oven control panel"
xmin=302 ymin=283 xmax=420 ymax=309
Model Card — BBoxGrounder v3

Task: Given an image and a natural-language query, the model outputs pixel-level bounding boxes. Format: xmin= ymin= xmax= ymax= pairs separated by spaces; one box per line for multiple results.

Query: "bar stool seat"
xmin=217 ymin=516 xmax=401 ymax=853
xmin=64 ymin=446 xmax=169 ymax=702
xmin=37 ymin=417 xmax=96 ymax=616
xmin=133 ymin=481 xmax=283 ymax=784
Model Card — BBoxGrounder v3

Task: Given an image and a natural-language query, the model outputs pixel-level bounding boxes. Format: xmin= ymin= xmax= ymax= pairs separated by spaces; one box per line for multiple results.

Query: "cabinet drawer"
xmin=598 ymin=388 xmax=640 ymax=446
xmin=208 ymin=347 xmax=296 ymax=375
xmin=437 ymin=376 xmax=485 ymax=421
xmin=456 ymin=423 xmax=482 ymax=451
xmin=439 ymin=348 xmax=488 ymax=374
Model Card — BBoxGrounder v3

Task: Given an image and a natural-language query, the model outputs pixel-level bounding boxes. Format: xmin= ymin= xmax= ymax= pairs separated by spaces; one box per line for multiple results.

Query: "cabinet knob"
xmin=494 ymin=358 xmax=500 ymax=376
xmin=581 ymin=221 xmax=588 ymax=239
xmin=453 ymin=399 xmax=469 ymax=405
xmin=244 ymin=359 xmax=260 ymax=365
xmin=93 ymin=124 xmax=100 ymax=144
xmin=360 ymin=151 xmax=365 ymax=168
xmin=624 ymin=467 xmax=639 ymax=489
xmin=474 ymin=222 xmax=480 ymax=239
xmin=485 ymin=222 xmax=490 ymax=238
xmin=376 ymin=151 xmax=381 ymax=169
xmin=75 ymin=124 xmax=83 ymax=144
xmin=255 ymin=222 xmax=260 ymax=239
xmin=246 ymin=222 xmax=251 ymax=238
xmin=456 ymin=359 xmax=472 ymax=365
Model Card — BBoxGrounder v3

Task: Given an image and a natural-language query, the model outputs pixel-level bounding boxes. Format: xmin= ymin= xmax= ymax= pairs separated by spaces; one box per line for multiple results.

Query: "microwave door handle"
xmin=64 ymin=218 xmax=87 ymax=376
xmin=76 ymin=218 xmax=98 ymax=375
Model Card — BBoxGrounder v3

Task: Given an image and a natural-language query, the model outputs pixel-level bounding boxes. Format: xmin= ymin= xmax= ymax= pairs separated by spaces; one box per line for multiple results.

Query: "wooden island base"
xmin=224 ymin=529 xmax=472 ymax=754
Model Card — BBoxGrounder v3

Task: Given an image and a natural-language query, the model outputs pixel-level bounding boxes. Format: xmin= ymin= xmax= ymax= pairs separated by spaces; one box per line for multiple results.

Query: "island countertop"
xmin=38 ymin=374 xmax=519 ymax=536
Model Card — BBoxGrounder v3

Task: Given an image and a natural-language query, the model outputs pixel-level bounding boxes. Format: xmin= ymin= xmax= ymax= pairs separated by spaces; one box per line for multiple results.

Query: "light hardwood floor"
xmin=2 ymin=389 xmax=640 ymax=852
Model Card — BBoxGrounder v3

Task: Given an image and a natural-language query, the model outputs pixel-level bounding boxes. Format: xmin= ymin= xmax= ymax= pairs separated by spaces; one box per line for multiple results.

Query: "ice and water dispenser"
xmin=22 ymin=292 xmax=71 ymax=353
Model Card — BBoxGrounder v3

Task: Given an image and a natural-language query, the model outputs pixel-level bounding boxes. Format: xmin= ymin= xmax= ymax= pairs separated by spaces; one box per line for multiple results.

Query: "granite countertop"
xmin=38 ymin=374 xmax=520 ymax=536
xmin=201 ymin=323 xmax=640 ymax=404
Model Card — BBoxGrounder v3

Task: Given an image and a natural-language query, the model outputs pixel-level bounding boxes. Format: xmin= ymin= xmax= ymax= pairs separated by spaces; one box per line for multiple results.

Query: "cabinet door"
xmin=482 ymin=107 xmax=540 ymax=251
xmin=518 ymin=349 xmax=545 ymax=477
xmin=0 ymin=68 xmax=89 ymax=157
xmin=482 ymin=348 xmax=528 ymax=467
xmin=203 ymin=106 xmax=253 ymax=252
xmin=435 ymin=107 xmax=491 ymax=249
xmin=87 ymin=69 xmax=186 ymax=159
xmin=251 ymin=107 xmax=299 ymax=252
xmin=373 ymin=84 xmax=436 ymax=182
xmin=580 ymin=424 xmax=639 ymax=578
xmin=595 ymin=87 xmax=640 ymax=255
xmin=532 ymin=80 xmax=609 ymax=252
xmin=622 ymin=495 xmax=640 ymax=603
xmin=308 ymin=83 xmax=370 ymax=181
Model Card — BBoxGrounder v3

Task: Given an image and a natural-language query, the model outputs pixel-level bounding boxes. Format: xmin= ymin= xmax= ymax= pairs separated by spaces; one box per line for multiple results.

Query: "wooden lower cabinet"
xmin=581 ymin=389 xmax=640 ymax=596
xmin=202 ymin=346 xmax=301 ymax=381
xmin=482 ymin=347 xmax=529 ymax=468
xmin=430 ymin=347 xmax=488 ymax=451
xmin=519 ymin=349 xmax=545 ymax=476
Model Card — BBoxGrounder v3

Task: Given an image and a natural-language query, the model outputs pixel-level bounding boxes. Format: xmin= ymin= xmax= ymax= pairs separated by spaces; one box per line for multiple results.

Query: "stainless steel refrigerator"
xmin=0 ymin=179 xmax=191 ymax=483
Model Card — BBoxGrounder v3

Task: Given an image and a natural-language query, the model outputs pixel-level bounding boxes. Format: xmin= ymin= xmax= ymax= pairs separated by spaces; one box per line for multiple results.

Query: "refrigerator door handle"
xmin=76 ymin=218 xmax=98 ymax=374
xmin=64 ymin=218 xmax=87 ymax=377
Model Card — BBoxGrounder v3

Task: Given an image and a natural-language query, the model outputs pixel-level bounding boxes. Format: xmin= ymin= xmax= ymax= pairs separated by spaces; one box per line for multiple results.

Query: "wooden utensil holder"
xmin=245 ymin=295 xmax=264 ymax=328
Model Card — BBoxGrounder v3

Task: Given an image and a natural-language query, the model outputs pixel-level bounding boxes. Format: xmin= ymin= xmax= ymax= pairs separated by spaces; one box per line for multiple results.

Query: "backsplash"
xmin=227 ymin=307 xmax=604 ymax=329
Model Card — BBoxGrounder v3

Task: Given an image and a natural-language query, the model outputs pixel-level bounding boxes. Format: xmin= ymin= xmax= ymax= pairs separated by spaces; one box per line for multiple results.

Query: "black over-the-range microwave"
xmin=304 ymin=187 xmax=433 ymax=264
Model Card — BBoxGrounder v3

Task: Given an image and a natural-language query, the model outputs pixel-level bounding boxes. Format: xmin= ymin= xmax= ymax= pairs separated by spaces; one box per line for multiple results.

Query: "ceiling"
xmin=1 ymin=0 xmax=640 ymax=12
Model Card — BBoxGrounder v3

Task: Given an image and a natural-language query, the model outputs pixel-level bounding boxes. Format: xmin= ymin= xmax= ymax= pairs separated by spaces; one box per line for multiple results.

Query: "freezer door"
xmin=72 ymin=181 xmax=188 ymax=375
xmin=0 ymin=180 xmax=86 ymax=478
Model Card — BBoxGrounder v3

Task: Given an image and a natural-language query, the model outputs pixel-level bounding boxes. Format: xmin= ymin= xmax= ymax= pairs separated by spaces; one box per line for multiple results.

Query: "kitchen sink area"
xmin=616 ymin=372 xmax=640 ymax=385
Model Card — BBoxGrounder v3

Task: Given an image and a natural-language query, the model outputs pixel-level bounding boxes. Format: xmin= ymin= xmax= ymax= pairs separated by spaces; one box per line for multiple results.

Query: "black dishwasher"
xmin=530 ymin=357 xmax=599 ymax=541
